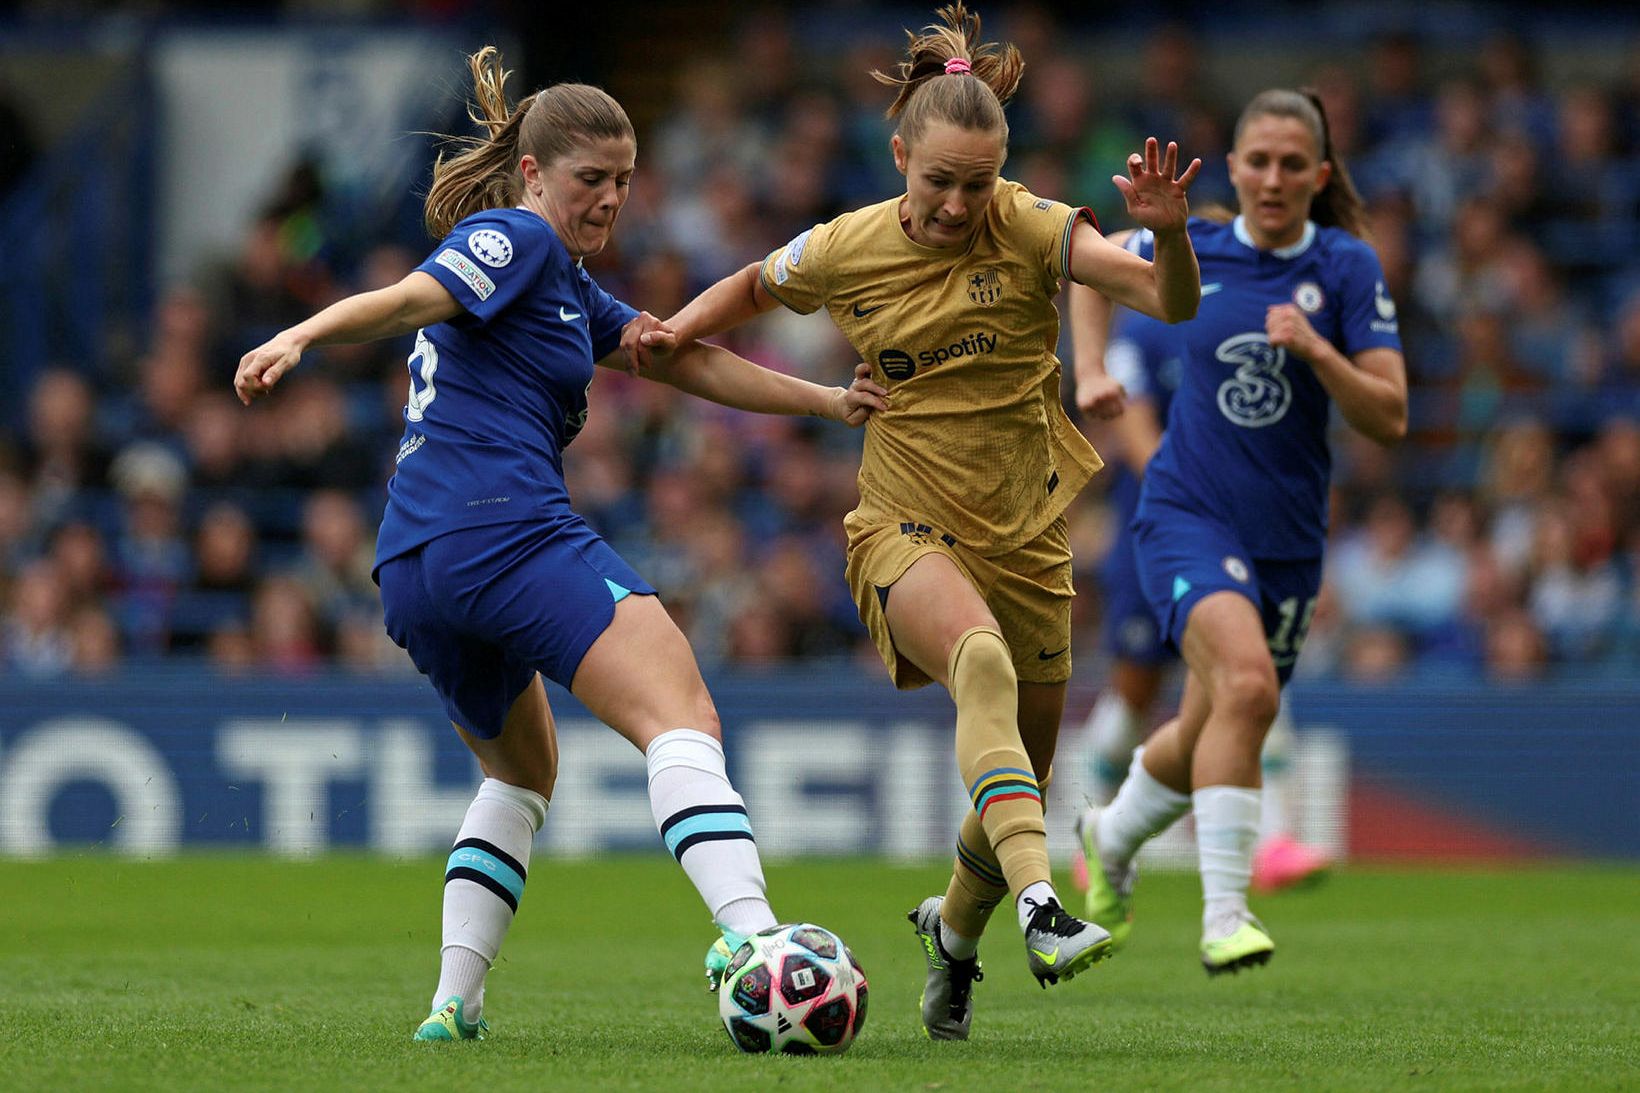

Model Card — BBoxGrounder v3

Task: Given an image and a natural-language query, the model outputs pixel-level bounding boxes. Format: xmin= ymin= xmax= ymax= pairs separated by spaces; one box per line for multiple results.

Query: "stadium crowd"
xmin=3 ymin=12 xmax=1640 ymax=684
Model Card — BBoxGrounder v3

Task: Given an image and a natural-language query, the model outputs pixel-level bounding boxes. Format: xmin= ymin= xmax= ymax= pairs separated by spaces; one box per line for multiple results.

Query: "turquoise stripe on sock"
xmin=974 ymin=783 xmax=1041 ymax=813
xmin=662 ymin=812 xmax=754 ymax=857
xmin=604 ymin=578 xmax=631 ymax=603
xmin=446 ymin=846 xmax=525 ymax=905
xmin=967 ymin=766 xmax=1037 ymax=798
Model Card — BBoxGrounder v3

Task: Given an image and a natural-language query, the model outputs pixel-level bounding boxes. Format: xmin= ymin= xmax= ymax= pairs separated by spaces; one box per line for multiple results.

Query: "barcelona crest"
xmin=966 ymin=266 xmax=1004 ymax=306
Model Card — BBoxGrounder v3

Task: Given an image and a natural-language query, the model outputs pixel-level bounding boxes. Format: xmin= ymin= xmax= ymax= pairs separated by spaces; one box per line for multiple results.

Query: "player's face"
xmin=1227 ymin=115 xmax=1333 ymax=249
xmin=525 ymin=136 xmax=636 ymax=258
xmin=893 ymin=121 xmax=1005 ymax=248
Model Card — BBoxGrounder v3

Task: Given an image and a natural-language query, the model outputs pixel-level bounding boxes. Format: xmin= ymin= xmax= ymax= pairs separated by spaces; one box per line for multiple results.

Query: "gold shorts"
xmin=844 ymin=512 xmax=1074 ymax=690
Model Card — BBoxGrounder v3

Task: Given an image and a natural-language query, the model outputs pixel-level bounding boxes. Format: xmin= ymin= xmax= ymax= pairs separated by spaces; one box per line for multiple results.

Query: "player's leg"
xmin=1085 ymin=660 xmax=1168 ymax=805
xmin=1252 ymin=695 xmax=1332 ymax=892
xmin=418 ymin=678 xmax=556 ymax=1039
xmin=571 ymin=590 xmax=778 ymax=974
xmin=887 ymin=552 xmax=1108 ymax=986
xmin=1176 ymin=591 xmax=1281 ymax=973
xmin=1076 ymin=672 xmax=1204 ymax=944
xmin=379 ymin=544 xmax=552 ymax=1041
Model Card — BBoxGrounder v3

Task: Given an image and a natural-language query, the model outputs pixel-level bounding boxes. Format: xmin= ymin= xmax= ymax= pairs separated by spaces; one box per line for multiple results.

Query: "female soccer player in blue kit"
xmin=234 ymin=48 xmax=887 ymax=1041
xmin=1074 ymin=89 xmax=1407 ymax=974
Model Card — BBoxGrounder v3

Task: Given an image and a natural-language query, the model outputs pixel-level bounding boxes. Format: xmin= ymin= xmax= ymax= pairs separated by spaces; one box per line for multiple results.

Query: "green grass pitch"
xmin=2 ymin=856 xmax=1635 ymax=1091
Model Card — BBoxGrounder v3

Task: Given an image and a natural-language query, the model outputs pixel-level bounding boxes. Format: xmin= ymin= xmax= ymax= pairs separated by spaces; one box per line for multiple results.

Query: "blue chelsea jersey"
xmin=1103 ymin=304 xmax=1184 ymax=520
xmin=1135 ymin=216 xmax=1402 ymax=559
xmin=374 ymin=207 xmax=638 ymax=569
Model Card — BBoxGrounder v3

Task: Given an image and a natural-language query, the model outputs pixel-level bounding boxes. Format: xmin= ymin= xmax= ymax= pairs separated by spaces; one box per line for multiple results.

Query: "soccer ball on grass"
xmin=717 ymin=923 xmax=868 ymax=1055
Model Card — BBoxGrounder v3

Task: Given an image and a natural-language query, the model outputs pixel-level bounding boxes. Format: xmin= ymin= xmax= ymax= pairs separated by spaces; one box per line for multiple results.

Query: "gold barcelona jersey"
xmin=759 ymin=179 xmax=1103 ymax=555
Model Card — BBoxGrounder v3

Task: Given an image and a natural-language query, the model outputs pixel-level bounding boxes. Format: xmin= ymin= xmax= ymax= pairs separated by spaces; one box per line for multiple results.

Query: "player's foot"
xmin=1022 ymin=896 xmax=1113 ymax=987
xmin=1074 ymin=806 xmax=1135 ymax=950
xmin=704 ymin=929 xmax=748 ymax=992
xmin=1252 ymin=834 xmax=1331 ymax=893
xmin=1200 ymin=912 xmax=1275 ymax=976
xmin=907 ymin=896 xmax=984 ymax=1041
xmin=413 ymin=995 xmax=488 ymax=1041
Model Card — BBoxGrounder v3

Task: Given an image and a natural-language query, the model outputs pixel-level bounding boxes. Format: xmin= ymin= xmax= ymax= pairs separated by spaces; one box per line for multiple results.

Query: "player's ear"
xmin=1314 ymin=159 xmax=1333 ymax=194
xmin=519 ymin=154 xmax=542 ymax=194
xmin=891 ymin=133 xmax=909 ymax=177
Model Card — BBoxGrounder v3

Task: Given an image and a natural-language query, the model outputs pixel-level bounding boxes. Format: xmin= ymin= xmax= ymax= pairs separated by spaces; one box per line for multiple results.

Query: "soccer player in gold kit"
xmin=656 ymin=4 xmax=1201 ymax=1039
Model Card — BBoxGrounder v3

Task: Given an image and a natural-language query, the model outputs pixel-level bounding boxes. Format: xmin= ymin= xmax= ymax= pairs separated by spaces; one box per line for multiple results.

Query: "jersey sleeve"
xmin=758 ymin=221 xmax=833 ymax=314
xmin=1000 ymin=184 xmax=1097 ymax=287
xmin=583 ymin=275 xmax=640 ymax=362
xmin=1333 ymin=241 xmax=1404 ymax=357
xmin=418 ymin=213 xmax=553 ymax=321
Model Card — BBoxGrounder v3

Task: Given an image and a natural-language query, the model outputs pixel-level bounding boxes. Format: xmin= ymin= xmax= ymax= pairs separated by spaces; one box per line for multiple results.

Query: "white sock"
xmin=433 ymin=778 xmax=548 ymax=1019
xmin=1086 ymin=690 xmax=1146 ymax=805
xmin=1194 ymin=785 xmax=1262 ymax=929
xmin=938 ymin=919 xmax=979 ymax=960
xmin=1258 ymin=701 xmax=1296 ymax=842
xmin=1098 ymin=746 xmax=1192 ymax=874
xmin=1016 ymin=880 xmax=1058 ymax=930
xmin=646 ymin=729 xmax=777 ymax=937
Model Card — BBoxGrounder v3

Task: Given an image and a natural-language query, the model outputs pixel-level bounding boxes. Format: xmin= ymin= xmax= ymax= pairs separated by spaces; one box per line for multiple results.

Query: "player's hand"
xmin=235 ymin=330 xmax=307 ymax=405
xmin=1076 ymin=373 xmax=1127 ymax=421
xmin=622 ymin=311 xmax=675 ymax=375
xmin=1266 ymin=303 xmax=1323 ymax=360
xmin=833 ymin=361 xmax=890 ymax=427
xmin=1112 ymin=137 xmax=1201 ymax=236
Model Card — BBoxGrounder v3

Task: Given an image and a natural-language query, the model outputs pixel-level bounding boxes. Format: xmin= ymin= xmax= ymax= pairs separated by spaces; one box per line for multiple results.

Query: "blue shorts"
xmin=1099 ymin=522 xmax=1174 ymax=667
xmin=1131 ymin=503 xmax=1322 ymax=684
xmin=377 ymin=516 xmax=655 ymax=738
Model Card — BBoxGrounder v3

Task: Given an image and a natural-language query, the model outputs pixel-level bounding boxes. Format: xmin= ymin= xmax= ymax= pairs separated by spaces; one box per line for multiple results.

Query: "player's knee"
xmin=948 ymin=627 xmax=1015 ymax=692
xmin=1213 ymin=663 xmax=1280 ymax=732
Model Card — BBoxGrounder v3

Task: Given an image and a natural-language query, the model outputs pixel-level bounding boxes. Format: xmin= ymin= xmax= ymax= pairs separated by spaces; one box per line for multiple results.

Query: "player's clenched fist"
xmin=235 ymin=331 xmax=308 ymax=405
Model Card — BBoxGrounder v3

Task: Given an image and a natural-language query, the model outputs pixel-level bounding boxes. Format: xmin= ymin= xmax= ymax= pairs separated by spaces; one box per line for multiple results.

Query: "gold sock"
xmin=947 ymin=626 xmax=1050 ymax=897
xmin=942 ymin=768 xmax=1054 ymax=938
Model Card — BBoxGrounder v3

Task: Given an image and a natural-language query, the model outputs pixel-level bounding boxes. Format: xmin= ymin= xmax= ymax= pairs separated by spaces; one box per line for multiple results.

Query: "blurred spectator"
xmin=108 ymin=442 xmax=191 ymax=654
xmin=1329 ymin=495 xmax=1466 ymax=637
xmin=23 ymin=369 xmax=111 ymax=527
xmin=170 ymin=502 xmax=258 ymax=652
xmin=1340 ymin=625 xmax=1411 ymax=683
xmin=1485 ymin=608 xmax=1550 ymax=682
xmin=248 ymin=575 xmax=323 ymax=676
xmin=68 ymin=606 xmax=121 ymax=676
xmin=294 ymin=489 xmax=380 ymax=638
xmin=2 ymin=558 xmax=73 ymax=676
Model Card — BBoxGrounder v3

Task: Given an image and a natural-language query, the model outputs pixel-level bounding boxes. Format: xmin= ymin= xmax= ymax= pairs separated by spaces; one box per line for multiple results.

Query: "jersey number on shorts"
xmin=1268 ymin=595 xmax=1318 ymax=668
xmin=405 ymin=330 xmax=439 ymax=423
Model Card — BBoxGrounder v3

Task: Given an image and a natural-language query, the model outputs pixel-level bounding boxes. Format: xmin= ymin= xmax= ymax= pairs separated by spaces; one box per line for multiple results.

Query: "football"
xmin=717 ymin=923 xmax=868 ymax=1055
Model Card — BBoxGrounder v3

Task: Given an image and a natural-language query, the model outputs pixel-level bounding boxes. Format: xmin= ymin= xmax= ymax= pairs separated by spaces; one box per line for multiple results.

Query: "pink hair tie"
xmin=944 ymin=57 xmax=972 ymax=76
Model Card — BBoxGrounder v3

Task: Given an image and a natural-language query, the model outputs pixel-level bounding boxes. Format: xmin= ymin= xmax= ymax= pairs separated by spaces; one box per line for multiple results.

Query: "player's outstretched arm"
xmin=662 ymin=263 xmax=781 ymax=346
xmin=1068 ymin=138 xmax=1201 ymax=324
xmin=235 ymin=272 xmax=460 ymax=404
xmin=613 ymin=342 xmax=887 ymax=426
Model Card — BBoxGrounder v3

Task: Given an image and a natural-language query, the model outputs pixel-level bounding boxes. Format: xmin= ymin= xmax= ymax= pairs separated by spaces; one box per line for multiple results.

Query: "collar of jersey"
xmin=1232 ymin=215 xmax=1316 ymax=259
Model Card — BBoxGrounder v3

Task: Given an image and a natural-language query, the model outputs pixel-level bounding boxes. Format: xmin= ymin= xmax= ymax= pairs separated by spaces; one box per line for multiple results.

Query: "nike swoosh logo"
xmin=1037 ymin=646 xmax=1068 ymax=660
xmin=852 ymin=302 xmax=884 ymax=317
xmin=560 ymin=307 xmax=582 ymax=321
xmin=1031 ymin=946 xmax=1059 ymax=965
xmin=1200 ymin=283 xmax=1223 ymax=296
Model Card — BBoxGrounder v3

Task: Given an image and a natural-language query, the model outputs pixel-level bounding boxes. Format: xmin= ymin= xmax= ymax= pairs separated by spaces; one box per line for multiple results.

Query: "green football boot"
xmin=1201 ymin=914 xmax=1275 ymax=976
xmin=704 ymin=929 xmax=749 ymax=992
xmin=1074 ymin=806 xmax=1135 ymax=950
xmin=413 ymin=995 xmax=488 ymax=1041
